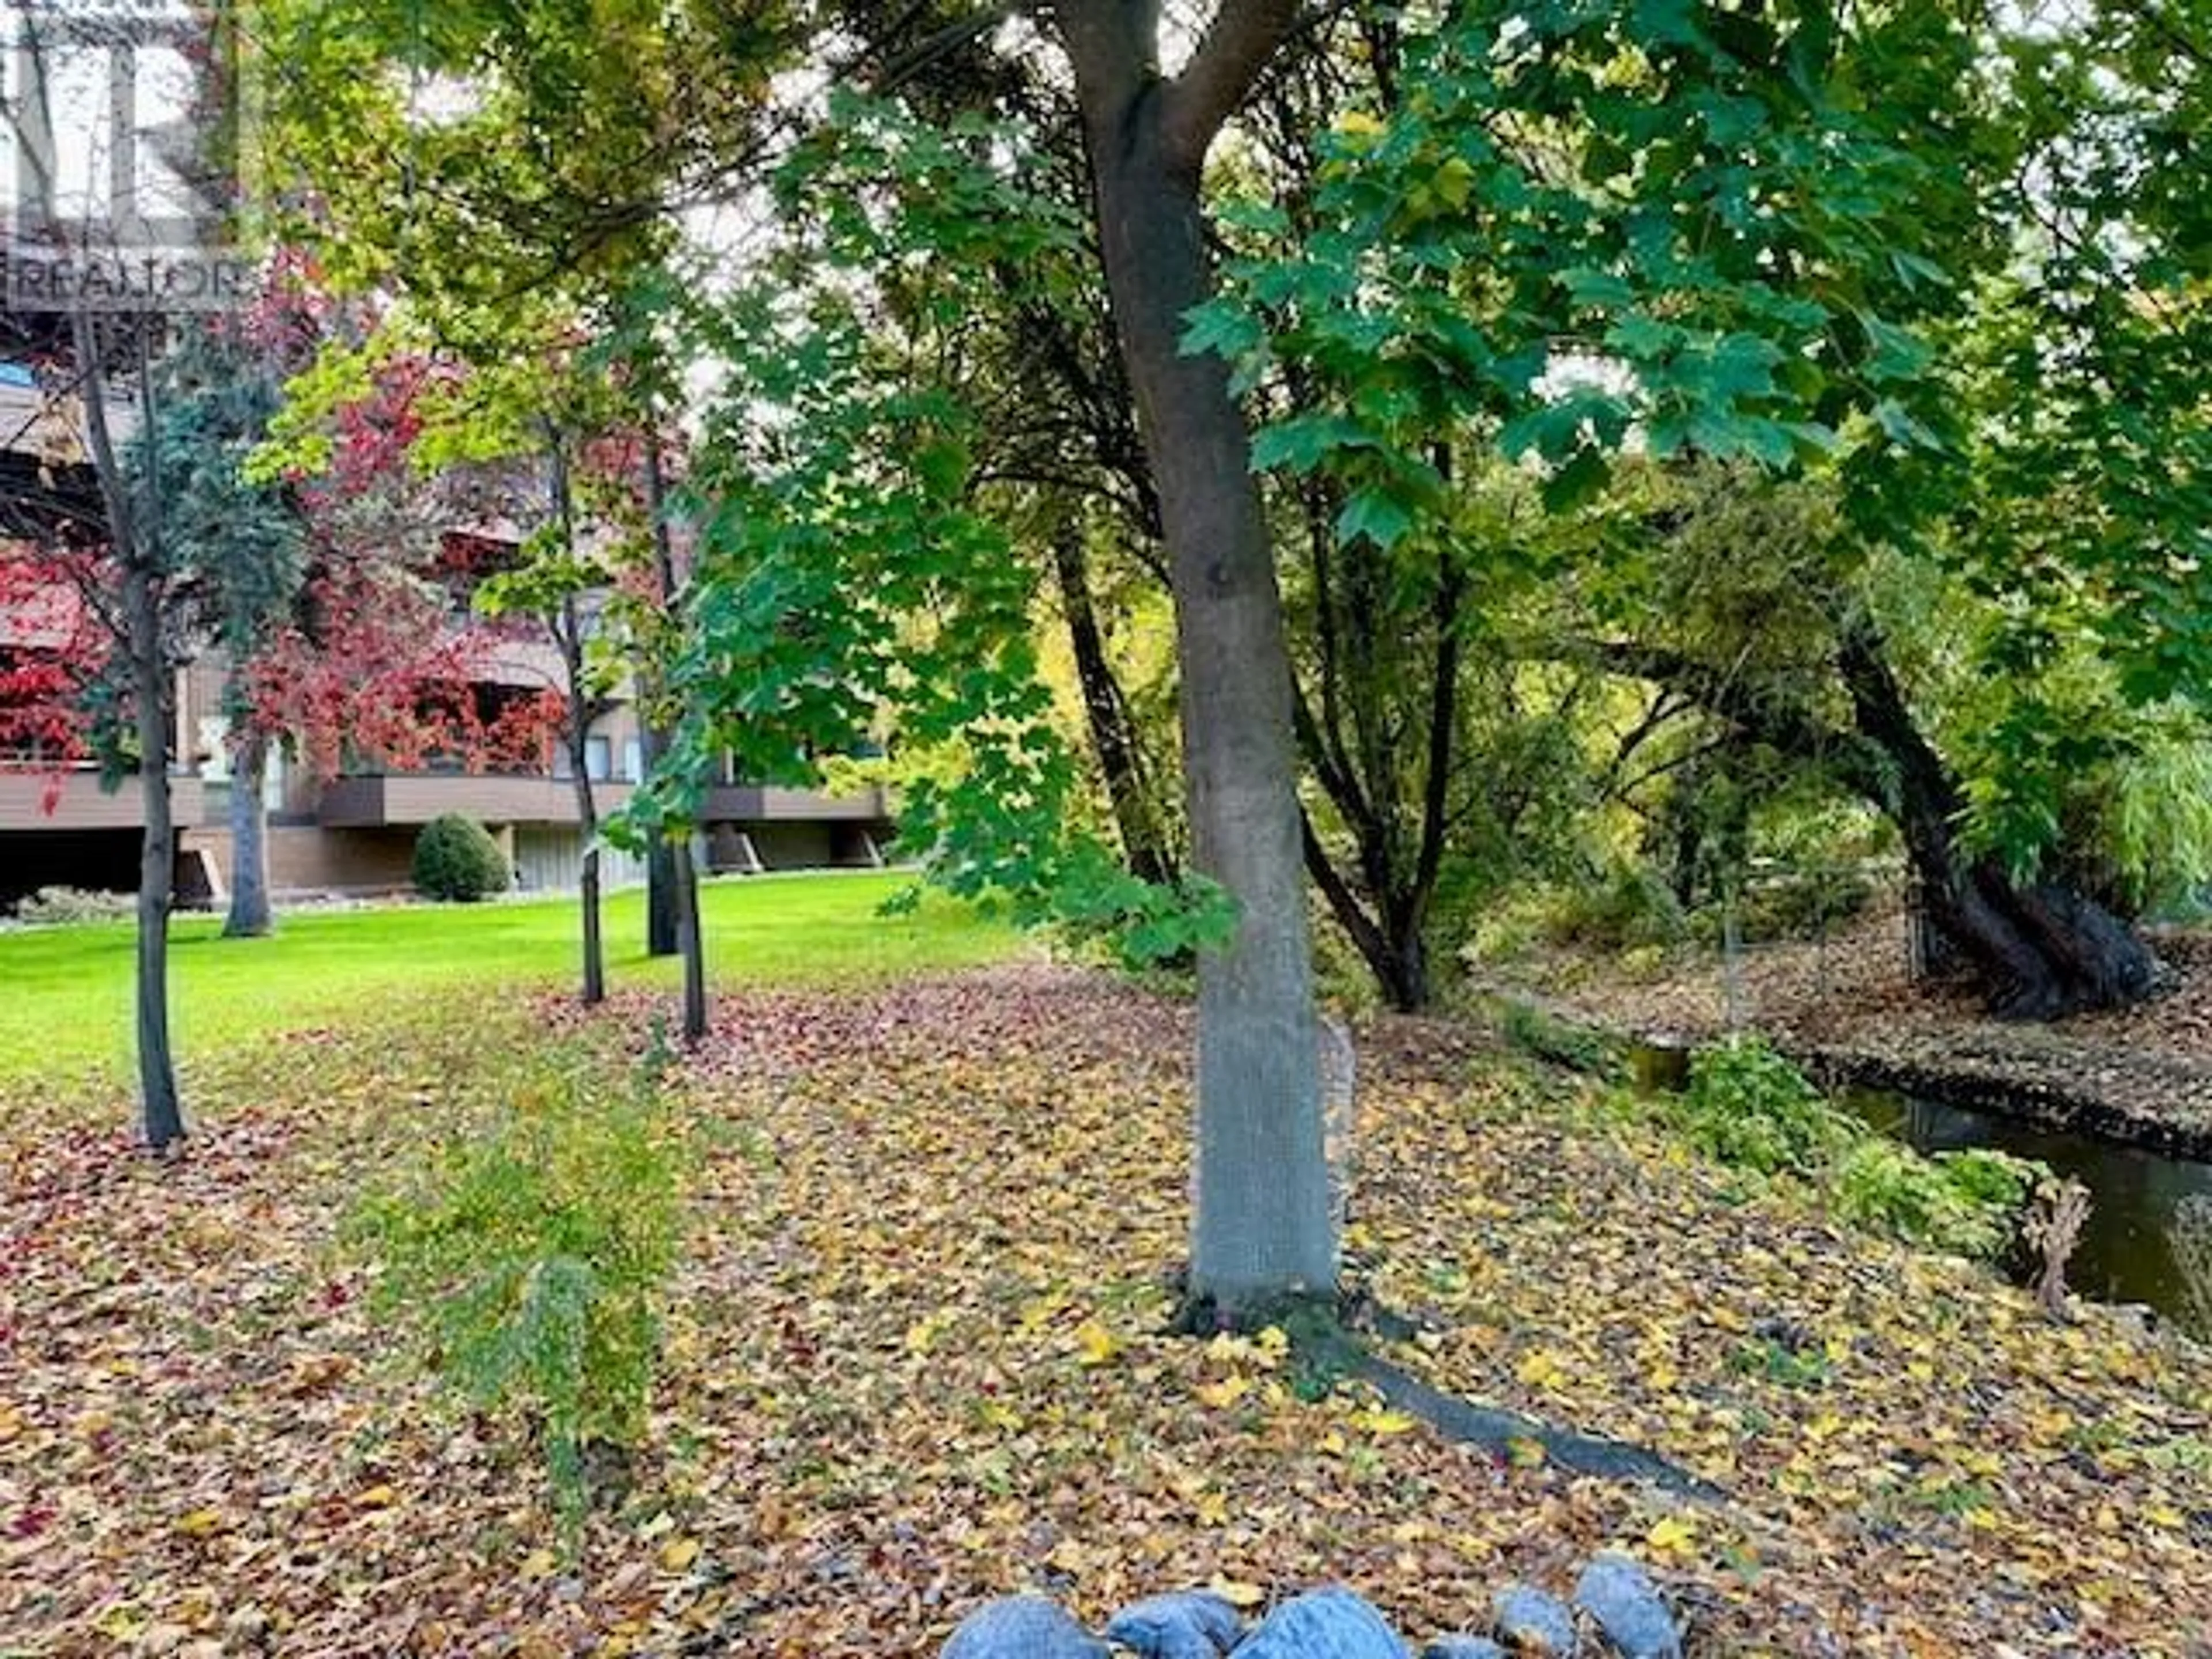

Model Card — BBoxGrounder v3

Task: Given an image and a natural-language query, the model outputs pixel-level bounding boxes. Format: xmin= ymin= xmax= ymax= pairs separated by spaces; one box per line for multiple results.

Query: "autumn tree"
xmin=251 ymin=0 xmax=777 ymax=1029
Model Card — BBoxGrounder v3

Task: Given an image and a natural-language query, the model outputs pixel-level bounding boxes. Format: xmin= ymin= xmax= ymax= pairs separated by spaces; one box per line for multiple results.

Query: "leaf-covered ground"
xmin=5 ymin=967 xmax=2210 ymax=1656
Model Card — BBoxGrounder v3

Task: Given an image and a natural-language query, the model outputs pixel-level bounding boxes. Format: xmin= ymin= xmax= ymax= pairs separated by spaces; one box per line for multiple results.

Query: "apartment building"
xmin=0 ymin=363 xmax=894 ymax=911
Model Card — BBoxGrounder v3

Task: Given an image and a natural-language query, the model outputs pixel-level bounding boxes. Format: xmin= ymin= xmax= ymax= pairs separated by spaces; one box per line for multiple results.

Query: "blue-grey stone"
xmin=1106 ymin=1590 xmax=1245 ymax=1657
xmin=1230 ymin=1588 xmax=1408 ymax=1658
xmin=1421 ymin=1639 xmax=1509 ymax=1659
xmin=1493 ymin=1585 xmax=1577 ymax=1656
xmin=942 ymin=1596 xmax=1107 ymax=1659
xmin=1573 ymin=1555 xmax=1681 ymax=1659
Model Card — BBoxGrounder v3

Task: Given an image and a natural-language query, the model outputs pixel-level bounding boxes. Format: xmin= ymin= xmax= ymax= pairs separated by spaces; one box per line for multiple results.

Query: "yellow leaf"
xmin=94 ymin=1605 xmax=146 ymax=1641
xmin=1334 ymin=110 xmax=1385 ymax=139
xmin=357 ymin=1484 xmax=397 ymax=1508
xmin=1193 ymin=1491 xmax=1229 ymax=1528
xmin=1072 ymin=1320 xmax=1122 ymax=1368
xmin=658 ymin=1537 xmax=702 ymax=1573
xmin=518 ymin=1548 xmax=559 ymax=1581
xmin=1046 ymin=1538 xmax=1092 ymax=1575
xmin=1506 ymin=1436 xmax=1547 ymax=1469
xmin=1516 ymin=1349 xmax=1567 ymax=1391
xmin=1195 ymin=1374 xmax=1252 ymax=1410
xmin=1646 ymin=1514 xmax=1699 ymax=1555
xmin=173 ymin=1508 xmax=224 ymax=1539
xmin=904 ymin=1315 xmax=949 ymax=1356
xmin=1350 ymin=1407 xmax=1419 ymax=1437
xmin=1211 ymin=1578 xmax=1268 ymax=1610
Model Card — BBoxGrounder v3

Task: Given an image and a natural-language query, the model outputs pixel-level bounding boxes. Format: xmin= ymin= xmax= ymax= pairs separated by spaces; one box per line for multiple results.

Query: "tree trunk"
xmin=1301 ymin=809 xmax=1429 ymax=1013
xmin=222 ymin=726 xmax=272 ymax=938
xmin=559 ymin=594 xmax=605 ymax=1007
xmin=1048 ymin=509 xmax=1176 ymax=887
xmin=544 ymin=437 xmax=606 ymax=1007
xmin=643 ymin=694 xmax=678 ymax=959
xmin=127 ymin=566 xmax=184 ymax=1151
xmin=1834 ymin=622 xmax=2161 ymax=1019
xmin=1063 ymin=4 xmax=1334 ymax=1313
xmin=674 ymin=834 xmax=707 ymax=1046
xmin=646 ymin=831 xmax=680 ymax=957
xmin=640 ymin=430 xmax=708 ymax=1042
xmin=1292 ymin=529 xmax=1464 ymax=1015
xmin=1585 ymin=626 xmax=2162 ymax=1020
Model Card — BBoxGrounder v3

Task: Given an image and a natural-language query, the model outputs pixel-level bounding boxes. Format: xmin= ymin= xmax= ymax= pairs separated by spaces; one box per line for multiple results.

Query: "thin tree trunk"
xmin=641 ymin=433 xmax=707 ymax=1041
xmin=127 ymin=566 xmax=184 ymax=1150
xmin=223 ymin=725 xmax=272 ymax=937
xmin=560 ymin=593 xmax=606 ymax=1008
xmin=1049 ymin=509 xmax=1175 ymax=886
xmin=643 ymin=704 xmax=678 ymax=958
xmin=1300 ymin=808 xmax=1426 ymax=1012
xmin=646 ymin=831 xmax=679 ymax=957
xmin=673 ymin=834 xmax=706 ymax=1046
xmin=1062 ymin=2 xmax=1334 ymax=1313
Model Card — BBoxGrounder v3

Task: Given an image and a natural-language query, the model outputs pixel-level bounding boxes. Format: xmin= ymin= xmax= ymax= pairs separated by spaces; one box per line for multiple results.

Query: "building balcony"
xmin=0 ymin=767 xmax=206 ymax=832
xmin=315 ymin=772 xmax=632 ymax=829
xmin=700 ymin=783 xmax=891 ymax=824
xmin=312 ymin=772 xmax=891 ymax=831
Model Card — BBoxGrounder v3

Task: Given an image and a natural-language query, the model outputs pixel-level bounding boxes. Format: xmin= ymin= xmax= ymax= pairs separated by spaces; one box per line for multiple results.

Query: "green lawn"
xmin=0 ymin=871 xmax=1018 ymax=1089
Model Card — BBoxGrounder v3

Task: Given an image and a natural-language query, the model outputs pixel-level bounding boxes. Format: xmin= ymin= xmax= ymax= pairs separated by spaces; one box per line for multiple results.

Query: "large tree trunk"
xmin=1834 ymin=622 xmax=2161 ymax=1018
xmin=127 ymin=566 xmax=185 ymax=1151
xmin=223 ymin=725 xmax=272 ymax=938
xmin=1061 ymin=3 xmax=1335 ymax=1313
xmin=1048 ymin=509 xmax=1176 ymax=887
xmin=1589 ymin=623 xmax=2161 ymax=1018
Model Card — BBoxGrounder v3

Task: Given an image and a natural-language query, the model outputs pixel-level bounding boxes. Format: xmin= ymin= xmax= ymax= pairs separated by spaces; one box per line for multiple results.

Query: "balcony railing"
xmin=313 ymin=772 xmax=888 ymax=830
xmin=0 ymin=767 xmax=205 ymax=832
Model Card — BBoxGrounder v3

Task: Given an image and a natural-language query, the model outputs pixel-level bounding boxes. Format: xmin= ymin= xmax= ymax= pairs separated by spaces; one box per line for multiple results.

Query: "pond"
xmin=1630 ymin=1043 xmax=2212 ymax=1336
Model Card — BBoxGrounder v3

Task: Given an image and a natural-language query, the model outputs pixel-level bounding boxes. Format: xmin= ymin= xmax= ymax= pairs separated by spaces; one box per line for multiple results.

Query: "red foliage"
xmin=234 ymin=342 xmax=563 ymax=780
xmin=0 ymin=544 xmax=107 ymax=808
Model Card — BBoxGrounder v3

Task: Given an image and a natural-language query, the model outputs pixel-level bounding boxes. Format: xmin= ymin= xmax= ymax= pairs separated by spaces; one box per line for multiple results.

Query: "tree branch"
xmin=1158 ymin=0 xmax=1302 ymax=173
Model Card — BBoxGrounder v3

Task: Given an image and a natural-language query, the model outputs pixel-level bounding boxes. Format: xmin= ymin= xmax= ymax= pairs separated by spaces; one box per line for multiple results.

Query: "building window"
xmin=585 ymin=737 xmax=612 ymax=782
xmin=623 ymin=737 xmax=644 ymax=782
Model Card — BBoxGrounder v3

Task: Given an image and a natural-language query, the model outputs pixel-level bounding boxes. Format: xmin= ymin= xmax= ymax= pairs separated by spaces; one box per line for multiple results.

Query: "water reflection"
xmin=1846 ymin=1090 xmax=2212 ymax=1334
xmin=1626 ymin=1041 xmax=2212 ymax=1334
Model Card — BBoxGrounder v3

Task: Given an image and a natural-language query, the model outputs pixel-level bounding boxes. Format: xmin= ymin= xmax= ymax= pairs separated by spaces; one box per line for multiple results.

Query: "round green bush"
xmin=412 ymin=813 xmax=511 ymax=903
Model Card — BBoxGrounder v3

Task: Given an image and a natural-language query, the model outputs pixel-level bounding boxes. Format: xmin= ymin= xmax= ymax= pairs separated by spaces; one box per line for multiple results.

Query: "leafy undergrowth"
xmin=1499 ymin=900 xmax=2212 ymax=1147
xmin=4 ymin=967 xmax=2210 ymax=1656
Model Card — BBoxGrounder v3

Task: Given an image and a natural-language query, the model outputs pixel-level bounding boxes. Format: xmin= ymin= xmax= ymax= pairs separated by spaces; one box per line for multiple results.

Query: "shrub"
xmin=350 ymin=1057 xmax=690 ymax=1535
xmin=1498 ymin=1000 xmax=1627 ymax=1081
xmin=412 ymin=813 xmax=510 ymax=903
xmin=1541 ymin=863 xmax=1687 ymax=954
xmin=1669 ymin=1036 xmax=2045 ymax=1261
xmin=11 ymin=885 xmax=135 ymax=926
xmin=1674 ymin=1034 xmax=1853 ymax=1177
xmin=1732 ymin=866 xmax=1876 ymax=942
xmin=1830 ymin=1141 xmax=2037 ymax=1261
